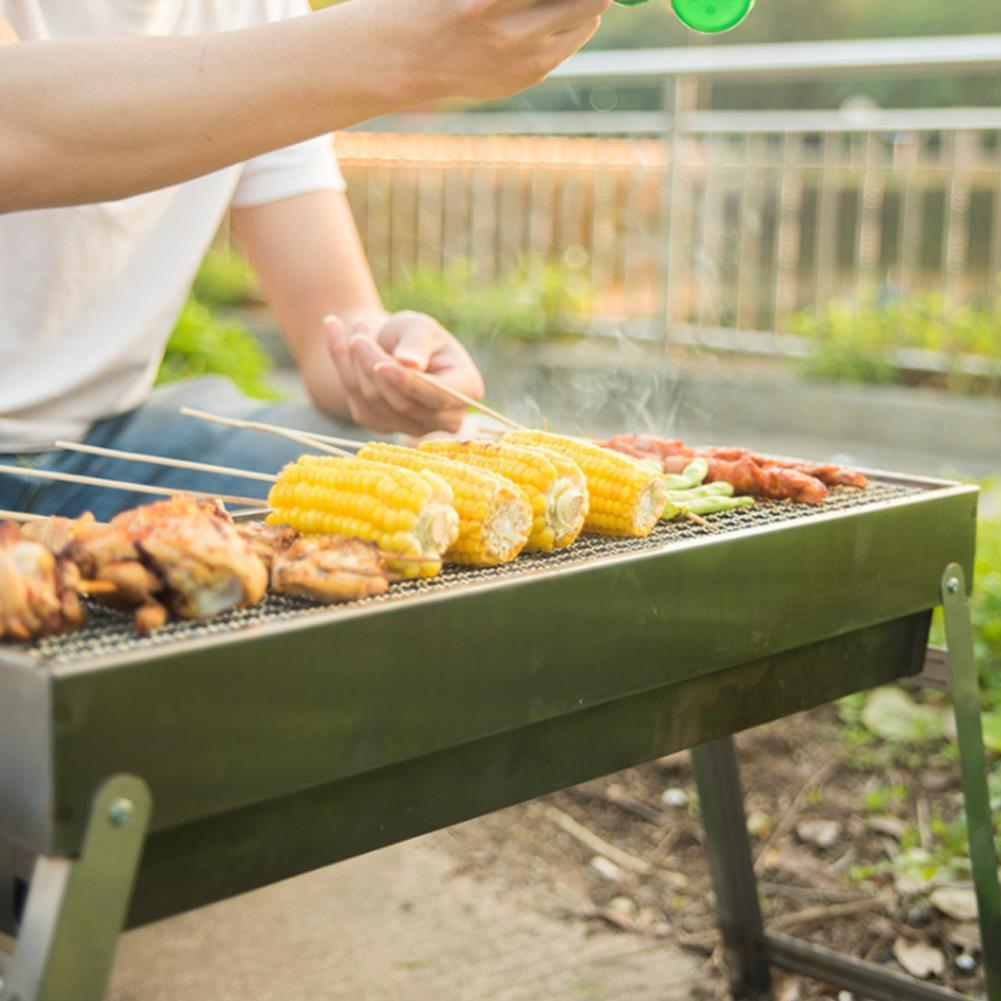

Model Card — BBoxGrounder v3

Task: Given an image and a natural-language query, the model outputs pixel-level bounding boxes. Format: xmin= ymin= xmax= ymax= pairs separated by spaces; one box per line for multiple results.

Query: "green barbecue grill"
xmin=0 ymin=470 xmax=998 ymax=1001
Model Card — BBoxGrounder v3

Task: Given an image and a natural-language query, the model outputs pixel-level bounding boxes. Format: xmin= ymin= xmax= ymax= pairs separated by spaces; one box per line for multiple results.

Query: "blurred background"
xmin=168 ymin=0 xmax=1001 ymax=482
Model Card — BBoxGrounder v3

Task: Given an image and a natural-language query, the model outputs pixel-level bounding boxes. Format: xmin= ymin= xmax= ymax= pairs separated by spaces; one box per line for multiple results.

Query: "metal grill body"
xmin=0 ymin=471 xmax=996 ymax=1001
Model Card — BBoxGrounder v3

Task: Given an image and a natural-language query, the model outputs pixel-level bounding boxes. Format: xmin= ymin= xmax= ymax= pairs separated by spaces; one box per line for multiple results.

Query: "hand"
xmin=373 ymin=0 xmax=612 ymax=102
xmin=324 ymin=311 xmax=485 ymax=435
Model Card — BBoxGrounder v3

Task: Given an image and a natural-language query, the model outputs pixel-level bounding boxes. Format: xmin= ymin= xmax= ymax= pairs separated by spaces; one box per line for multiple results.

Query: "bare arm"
xmin=232 ymin=190 xmax=481 ymax=434
xmin=0 ymin=0 xmax=609 ymax=213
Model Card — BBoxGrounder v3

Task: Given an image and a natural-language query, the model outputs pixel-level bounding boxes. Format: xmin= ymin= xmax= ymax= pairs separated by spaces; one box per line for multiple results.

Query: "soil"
xmin=429 ymin=705 xmax=989 ymax=1000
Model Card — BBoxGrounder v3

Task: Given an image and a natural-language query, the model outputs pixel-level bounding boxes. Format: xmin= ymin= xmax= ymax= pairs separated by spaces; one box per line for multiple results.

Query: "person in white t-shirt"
xmin=0 ymin=0 xmax=609 ymax=519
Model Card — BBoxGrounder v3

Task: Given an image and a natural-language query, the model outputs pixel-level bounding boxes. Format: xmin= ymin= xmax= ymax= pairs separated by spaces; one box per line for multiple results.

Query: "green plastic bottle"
xmin=613 ymin=0 xmax=754 ymax=34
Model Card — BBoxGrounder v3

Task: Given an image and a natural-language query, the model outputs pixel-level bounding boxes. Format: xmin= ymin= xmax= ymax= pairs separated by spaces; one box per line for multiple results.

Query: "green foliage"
xmin=191 ymin=248 xmax=258 ymax=308
xmin=791 ymin=295 xmax=1001 ymax=395
xmin=158 ymin=298 xmax=280 ymax=400
xmin=381 ymin=255 xmax=590 ymax=344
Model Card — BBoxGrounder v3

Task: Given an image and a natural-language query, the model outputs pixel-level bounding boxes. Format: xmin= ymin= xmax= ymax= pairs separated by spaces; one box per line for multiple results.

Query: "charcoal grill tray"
xmin=27 ymin=477 xmax=919 ymax=667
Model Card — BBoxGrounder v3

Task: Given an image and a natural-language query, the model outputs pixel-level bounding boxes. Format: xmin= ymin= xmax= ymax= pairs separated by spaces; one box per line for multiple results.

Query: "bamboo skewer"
xmin=0 ymin=509 xmax=46 ymax=522
xmin=55 ymin=440 xmax=278 ymax=483
xmin=372 ymin=363 xmax=527 ymax=432
xmin=179 ymin=407 xmax=351 ymax=457
xmin=0 ymin=464 xmax=266 ymax=509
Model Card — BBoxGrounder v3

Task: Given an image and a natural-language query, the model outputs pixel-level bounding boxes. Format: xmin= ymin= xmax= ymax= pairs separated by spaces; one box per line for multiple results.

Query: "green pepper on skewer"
xmin=675 ymin=495 xmax=756 ymax=517
xmin=665 ymin=482 xmax=734 ymax=503
xmin=664 ymin=457 xmax=709 ymax=491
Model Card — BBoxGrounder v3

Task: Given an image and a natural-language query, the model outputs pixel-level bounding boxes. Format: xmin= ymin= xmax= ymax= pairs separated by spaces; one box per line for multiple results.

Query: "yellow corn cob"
xmin=503 ymin=431 xmax=669 ymax=538
xmin=266 ymin=456 xmax=459 ymax=578
xmin=357 ymin=443 xmax=532 ymax=565
xmin=418 ymin=439 xmax=588 ymax=552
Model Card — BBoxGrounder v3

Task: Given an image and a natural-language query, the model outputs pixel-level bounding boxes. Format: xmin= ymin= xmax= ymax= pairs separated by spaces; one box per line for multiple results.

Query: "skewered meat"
xmin=0 ymin=523 xmax=85 ymax=640
xmin=271 ymin=536 xmax=390 ymax=603
xmin=236 ymin=521 xmax=298 ymax=569
xmin=112 ymin=496 xmax=268 ymax=619
xmin=601 ymin=435 xmax=863 ymax=506
xmin=22 ymin=512 xmax=167 ymax=632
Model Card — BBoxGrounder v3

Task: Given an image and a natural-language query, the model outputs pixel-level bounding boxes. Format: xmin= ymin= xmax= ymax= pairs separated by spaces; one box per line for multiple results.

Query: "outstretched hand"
xmin=324 ymin=311 xmax=485 ymax=435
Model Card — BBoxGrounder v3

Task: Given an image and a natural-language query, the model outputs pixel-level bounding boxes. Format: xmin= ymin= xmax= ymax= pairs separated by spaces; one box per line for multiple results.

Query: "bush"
xmin=381 ymin=255 xmax=591 ymax=344
xmin=191 ymin=247 xmax=259 ymax=308
xmin=790 ymin=294 xmax=1001 ymax=395
xmin=158 ymin=298 xmax=279 ymax=400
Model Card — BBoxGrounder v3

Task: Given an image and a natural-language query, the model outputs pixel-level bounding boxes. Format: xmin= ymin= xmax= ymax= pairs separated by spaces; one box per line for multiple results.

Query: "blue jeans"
xmin=0 ymin=378 xmax=383 ymax=522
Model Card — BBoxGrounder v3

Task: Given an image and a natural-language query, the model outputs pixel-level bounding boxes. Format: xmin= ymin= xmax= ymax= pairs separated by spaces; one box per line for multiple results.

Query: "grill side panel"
xmin=125 ymin=613 xmax=931 ymax=927
xmin=45 ymin=485 xmax=977 ymax=856
xmin=0 ymin=656 xmax=55 ymax=854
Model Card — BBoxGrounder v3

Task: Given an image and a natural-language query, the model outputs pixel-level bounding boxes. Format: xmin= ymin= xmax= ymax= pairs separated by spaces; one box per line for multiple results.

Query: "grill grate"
xmin=26 ymin=481 xmax=918 ymax=666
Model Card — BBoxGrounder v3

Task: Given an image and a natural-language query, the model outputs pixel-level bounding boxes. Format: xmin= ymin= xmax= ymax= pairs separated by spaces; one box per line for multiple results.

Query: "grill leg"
xmin=0 ymin=775 xmax=151 ymax=1001
xmin=941 ymin=564 xmax=1001 ymax=1001
xmin=691 ymin=736 xmax=771 ymax=999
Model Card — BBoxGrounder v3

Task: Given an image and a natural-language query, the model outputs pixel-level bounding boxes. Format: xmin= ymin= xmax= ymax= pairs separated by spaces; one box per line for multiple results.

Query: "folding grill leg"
xmin=941 ymin=564 xmax=1001 ymax=1001
xmin=691 ymin=737 xmax=771 ymax=999
xmin=0 ymin=775 xmax=151 ymax=1001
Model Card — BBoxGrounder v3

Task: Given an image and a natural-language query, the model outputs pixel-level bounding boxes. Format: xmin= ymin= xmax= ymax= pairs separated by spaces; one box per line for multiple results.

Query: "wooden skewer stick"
xmin=372 ymin=363 xmax=527 ymax=432
xmin=0 ymin=509 xmax=46 ymax=522
xmin=179 ymin=407 xmax=352 ymax=457
xmin=0 ymin=464 xmax=266 ymax=509
xmin=55 ymin=440 xmax=278 ymax=483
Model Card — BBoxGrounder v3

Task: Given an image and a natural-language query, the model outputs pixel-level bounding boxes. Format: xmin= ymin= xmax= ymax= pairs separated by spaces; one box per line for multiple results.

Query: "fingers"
xmin=536 ymin=0 xmax=611 ymax=34
xmin=325 ymin=312 xmax=485 ymax=435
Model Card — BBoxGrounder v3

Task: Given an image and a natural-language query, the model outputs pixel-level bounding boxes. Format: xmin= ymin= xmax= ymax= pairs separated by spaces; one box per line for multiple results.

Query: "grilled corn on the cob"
xmin=419 ymin=439 xmax=588 ymax=552
xmin=266 ymin=456 xmax=459 ymax=577
xmin=357 ymin=443 xmax=532 ymax=565
xmin=504 ymin=431 xmax=669 ymax=538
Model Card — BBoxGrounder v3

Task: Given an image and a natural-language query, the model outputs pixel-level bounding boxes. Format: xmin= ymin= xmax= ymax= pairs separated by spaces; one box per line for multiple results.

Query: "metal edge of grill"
xmin=10 ymin=474 xmax=974 ymax=670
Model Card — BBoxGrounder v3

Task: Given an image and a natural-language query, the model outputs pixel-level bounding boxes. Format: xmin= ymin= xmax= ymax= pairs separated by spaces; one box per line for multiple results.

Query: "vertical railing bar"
xmin=662 ymin=75 xmax=695 ymax=349
xmin=696 ymin=133 xmax=722 ymax=335
xmin=991 ymin=131 xmax=1001 ymax=316
xmin=773 ymin=132 xmax=805 ymax=336
xmin=943 ymin=130 xmax=973 ymax=312
xmin=855 ymin=131 xmax=884 ymax=306
xmin=736 ymin=134 xmax=765 ymax=332
xmin=897 ymin=131 xmax=921 ymax=302
xmin=813 ymin=132 xmax=837 ymax=311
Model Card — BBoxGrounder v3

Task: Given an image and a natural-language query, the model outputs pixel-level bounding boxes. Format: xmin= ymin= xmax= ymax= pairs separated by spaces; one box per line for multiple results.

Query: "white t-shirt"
xmin=0 ymin=0 xmax=346 ymax=451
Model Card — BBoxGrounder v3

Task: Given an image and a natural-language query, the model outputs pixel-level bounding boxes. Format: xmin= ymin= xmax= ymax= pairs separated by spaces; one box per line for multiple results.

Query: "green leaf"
xmin=981 ymin=710 xmax=1001 ymax=754
xmin=860 ymin=687 xmax=947 ymax=744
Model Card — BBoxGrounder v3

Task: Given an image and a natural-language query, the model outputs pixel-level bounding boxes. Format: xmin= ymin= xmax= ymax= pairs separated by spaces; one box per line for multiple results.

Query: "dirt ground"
xmin=429 ymin=704 xmax=990 ymax=1000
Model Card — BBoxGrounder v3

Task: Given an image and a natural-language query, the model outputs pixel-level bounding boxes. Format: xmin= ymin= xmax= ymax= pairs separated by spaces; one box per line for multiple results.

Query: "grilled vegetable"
xmin=267 ymin=456 xmax=459 ymax=578
xmin=675 ymin=495 xmax=756 ymax=517
xmin=504 ymin=431 xmax=669 ymax=538
xmin=357 ymin=443 xmax=532 ymax=566
xmin=665 ymin=458 xmax=709 ymax=491
xmin=419 ymin=439 xmax=588 ymax=552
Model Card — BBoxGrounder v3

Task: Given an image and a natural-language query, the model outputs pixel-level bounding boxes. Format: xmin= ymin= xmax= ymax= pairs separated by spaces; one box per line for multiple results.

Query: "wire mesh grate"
xmin=26 ymin=481 xmax=919 ymax=666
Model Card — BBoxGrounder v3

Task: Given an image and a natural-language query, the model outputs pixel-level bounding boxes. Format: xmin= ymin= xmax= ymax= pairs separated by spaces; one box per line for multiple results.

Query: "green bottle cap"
xmin=670 ymin=0 xmax=754 ymax=32
xmin=612 ymin=0 xmax=754 ymax=33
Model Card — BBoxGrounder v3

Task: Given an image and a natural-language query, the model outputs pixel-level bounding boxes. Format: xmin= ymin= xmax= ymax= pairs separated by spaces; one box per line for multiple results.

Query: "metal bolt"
xmin=946 ymin=577 xmax=960 ymax=594
xmin=108 ymin=798 xmax=135 ymax=827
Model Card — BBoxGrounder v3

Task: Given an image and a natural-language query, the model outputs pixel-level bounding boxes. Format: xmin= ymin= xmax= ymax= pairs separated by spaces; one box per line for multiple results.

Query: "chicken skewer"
xmin=0 ymin=522 xmax=88 ymax=640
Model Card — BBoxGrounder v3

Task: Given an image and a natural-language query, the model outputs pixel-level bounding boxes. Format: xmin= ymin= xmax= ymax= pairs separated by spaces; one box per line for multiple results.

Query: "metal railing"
xmin=336 ymin=35 xmax=1001 ymax=353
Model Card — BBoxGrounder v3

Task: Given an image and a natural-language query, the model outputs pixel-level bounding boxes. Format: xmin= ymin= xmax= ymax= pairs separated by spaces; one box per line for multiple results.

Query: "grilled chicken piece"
xmin=271 ymin=536 xmax=389 ymax=604
xmin=22 ymin=512 xmax=167 ymax=632
xmin=112 ymin=496 xmax=268 ymax=619
xmin=0 ymin=523 xmax=85 ymax=640
xmin=235 ymin=522 xmax=298 ymax=570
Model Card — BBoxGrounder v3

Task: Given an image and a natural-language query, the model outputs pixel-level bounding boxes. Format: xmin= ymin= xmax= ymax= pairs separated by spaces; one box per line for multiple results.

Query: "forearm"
xmin=232 ymin=191 xmax=385 ymax=422
xmin=0 ymin=5 xmax=423 ymax=212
